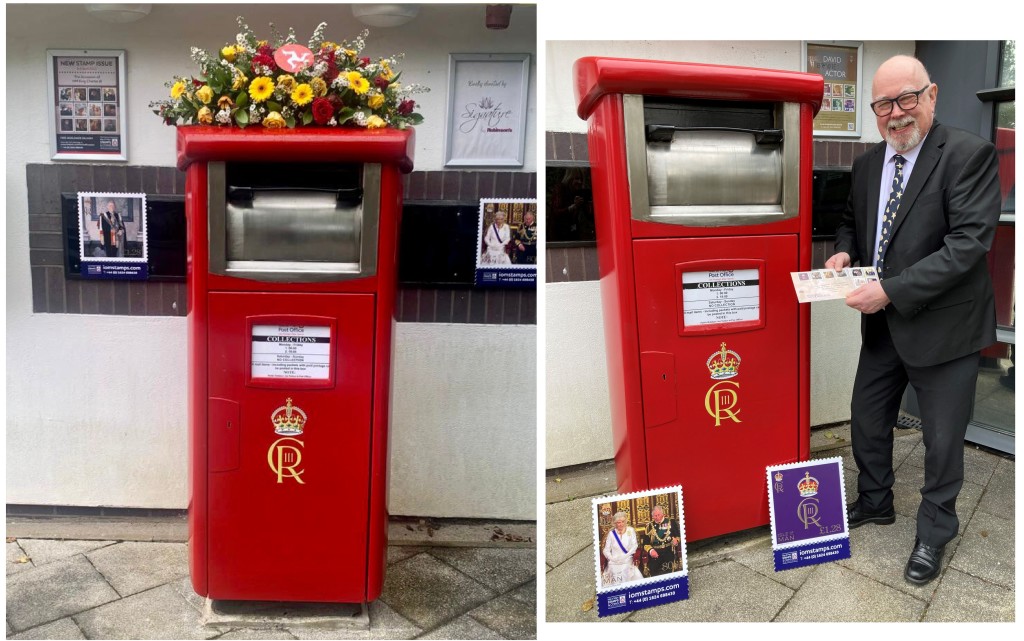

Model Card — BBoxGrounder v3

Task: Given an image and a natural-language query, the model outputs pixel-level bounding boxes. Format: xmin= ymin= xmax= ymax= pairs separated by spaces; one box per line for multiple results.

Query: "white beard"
xmin=884 ymin=115 xmax=923 ymax=153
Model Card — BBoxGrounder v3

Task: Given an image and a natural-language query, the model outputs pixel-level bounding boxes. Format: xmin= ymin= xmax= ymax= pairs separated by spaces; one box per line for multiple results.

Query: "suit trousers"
xmin=851 ymin=312 xmax=981 ymax=548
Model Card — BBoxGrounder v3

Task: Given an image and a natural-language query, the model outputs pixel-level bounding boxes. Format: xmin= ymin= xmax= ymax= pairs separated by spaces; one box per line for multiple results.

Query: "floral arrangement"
xmin=150 ymin=17 xmax=426 ymax=130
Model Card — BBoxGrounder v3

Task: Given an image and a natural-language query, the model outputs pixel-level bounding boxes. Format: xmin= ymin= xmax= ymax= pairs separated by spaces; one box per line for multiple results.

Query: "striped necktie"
xmin=875 ymin=154 xmax=906 ymax=276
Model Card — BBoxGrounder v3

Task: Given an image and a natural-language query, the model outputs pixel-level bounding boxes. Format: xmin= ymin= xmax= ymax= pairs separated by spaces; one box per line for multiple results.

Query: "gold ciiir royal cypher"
xmin=267 ymin=398 xmax=307 ymax=484
xmin=704 ymin=342 xmax=742 ymax=426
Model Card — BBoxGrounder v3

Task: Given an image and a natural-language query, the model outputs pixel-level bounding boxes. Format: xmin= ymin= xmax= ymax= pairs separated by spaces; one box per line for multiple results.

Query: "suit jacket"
xmin=835 ymin=122 xmax=1001 ymax=367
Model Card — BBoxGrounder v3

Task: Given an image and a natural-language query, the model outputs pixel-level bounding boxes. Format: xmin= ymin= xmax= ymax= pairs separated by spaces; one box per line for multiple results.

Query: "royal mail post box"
xmin=177 ymin=126 xmax=414 ymax=602
xmin=574 ymin=58 xmax=823 ymax=541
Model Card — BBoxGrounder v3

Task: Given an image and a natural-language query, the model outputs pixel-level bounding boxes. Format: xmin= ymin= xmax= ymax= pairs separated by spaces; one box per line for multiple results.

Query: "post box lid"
xmin=176 ymin=126 xmax=415 ymax=173
xmin=573 ymin=57 xmax=824 ymax=120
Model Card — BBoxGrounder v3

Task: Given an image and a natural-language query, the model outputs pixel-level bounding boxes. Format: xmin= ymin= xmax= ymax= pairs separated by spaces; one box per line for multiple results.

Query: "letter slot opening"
xmin=208 ymin=161 xmax=381 ymax=282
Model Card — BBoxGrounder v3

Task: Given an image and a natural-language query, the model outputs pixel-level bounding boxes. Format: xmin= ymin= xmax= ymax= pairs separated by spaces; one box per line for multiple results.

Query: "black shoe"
xmin=846 ymin=501 xmax=896 ymax=529
xmin=904 ymin=538 xmax=944 ymax=585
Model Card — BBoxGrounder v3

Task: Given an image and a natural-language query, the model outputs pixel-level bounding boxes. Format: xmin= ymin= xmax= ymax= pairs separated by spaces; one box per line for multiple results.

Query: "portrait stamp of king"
xmin=767 ymin=457 xmax=851 ymax=571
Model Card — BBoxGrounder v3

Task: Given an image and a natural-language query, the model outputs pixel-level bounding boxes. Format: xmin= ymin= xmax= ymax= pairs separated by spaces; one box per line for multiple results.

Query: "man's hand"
xmin=825 ymin=252 xmax=851 ymax=271
xmin=845 ymin=281 xmax=890 ymax=314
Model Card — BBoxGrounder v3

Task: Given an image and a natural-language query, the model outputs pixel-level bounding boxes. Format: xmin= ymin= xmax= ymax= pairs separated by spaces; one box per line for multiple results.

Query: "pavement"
xmin=545 ymin=424 xmax=1015 ymax=622
xmin=6 ymin=517 xmax=537 ymax=639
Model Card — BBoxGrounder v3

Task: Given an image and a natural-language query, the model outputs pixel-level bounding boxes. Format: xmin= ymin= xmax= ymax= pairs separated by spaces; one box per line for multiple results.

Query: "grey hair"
xmin=612 ymin=511 xmax=629 ymax=522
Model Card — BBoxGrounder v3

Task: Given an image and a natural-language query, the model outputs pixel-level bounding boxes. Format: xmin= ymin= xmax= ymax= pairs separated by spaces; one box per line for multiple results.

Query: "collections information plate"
xmin=790 ymin=268 xmax=879 ymax=303
xmin=251 ymin=325 xmax=331 ymax=380
xmin=767 ymin=458 xmax=851 ymax=571
xmin=682 ymin=269 xmax=760 ymax=326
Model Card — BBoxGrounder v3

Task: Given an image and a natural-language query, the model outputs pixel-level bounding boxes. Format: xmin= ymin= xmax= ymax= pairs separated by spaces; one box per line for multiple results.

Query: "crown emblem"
xmin=706 ymin=342 xmax=741 ymax=380
xmin=797 ymin=472 xmax=819 ymax=497
xmin=774 ymin=471 xmax=784 ymax=483
xmin=271 ymin=398 xmax=307 ymax=436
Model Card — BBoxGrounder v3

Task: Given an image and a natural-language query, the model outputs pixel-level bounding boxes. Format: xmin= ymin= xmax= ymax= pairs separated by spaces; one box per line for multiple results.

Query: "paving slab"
xmin=73 ymin=583 xmax=218 ymax=640
xmin=506 ymin=579 xmax=536 ymax=608
xmin=686 ymin=525 xmax=771 ymax=569
xmin=809 ymin=424 xmax=852 ymax=452
xmin=430 ymin=546 xmax=536 ymax=594
xmin=775 ymin=563 xmax=926 ymax=622
xmin=628 ymin=559 xmax=792 ymax=622
xmin=386 ymin=545 xmax=429 ymax=565
xmin=204 ymin=599 xmax=366 ymax=632
xmin=6 ymin=541 xmax=33 ymax=576
xmin=976 ymin=457 xmax=1015 ymax=520
xmin=217 ymin=628 xmax=298 ymax=639
xmin=365 ymin=600 xmax=422 ymax=640
xmin=8 ymin=617 xmax=85 ymax=640
xmin=544 ymin=498 xmax=593 ymax=568
xmin=16 ymin=539 xmax=116 ymax=567
xmin=729 ymin=538 xmax=816 ymax=591
xmin=5 ymin=554 xmax=120 ymax=632
xmin=6 ymin=516 xmax=188 ymax=542
xmin=544 ymin=547 xmax=628 ymax=623
xmin=546 ymin=459 xmax=617 ymax=504
xmin=86 ymin=541 xmax=189 ymax=597
xmin=379 ymin=552 xmax=495 ymax=630
xmin=387 ymin=520 xmax=534 ymax=548
xmin=467 ymin=591 xmax=536 ymax=639
xmin=923 ymin=567 xmax=1015 ymax=622
xmin=950 ymin=509 xmax=1015 ymax=589
xmin=837 ymin=513 xmax=959 ymax=599
xmin=417 ymin=616 xmax=504 ymax=640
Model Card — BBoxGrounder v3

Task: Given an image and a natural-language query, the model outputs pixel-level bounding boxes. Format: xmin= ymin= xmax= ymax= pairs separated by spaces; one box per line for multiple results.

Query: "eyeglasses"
xmin=870 ymin=85 xmax=931 ymax=117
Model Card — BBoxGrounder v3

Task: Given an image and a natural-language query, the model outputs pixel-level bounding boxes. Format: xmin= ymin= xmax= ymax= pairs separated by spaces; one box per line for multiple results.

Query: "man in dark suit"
xmin=825 ymin=55 xmax=1000 ymax=585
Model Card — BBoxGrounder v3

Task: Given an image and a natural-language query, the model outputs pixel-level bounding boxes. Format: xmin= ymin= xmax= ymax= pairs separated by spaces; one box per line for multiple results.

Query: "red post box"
xmin=177 ymin=126 xmax=414 ymax=602
xmin=574 ymin=58 xmax=823 ymax=541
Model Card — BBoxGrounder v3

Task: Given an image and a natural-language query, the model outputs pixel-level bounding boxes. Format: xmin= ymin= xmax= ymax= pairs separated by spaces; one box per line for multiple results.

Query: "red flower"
xmin=374 ymin=76 xmax=390 ymax=90
xmin=311 ymin=97 xmax=334 ymax=125
xmin=359 ymin=57 xmax=370 ymax=68
xmin=192 ymin=78 xmax=204 ymax=87
xmin=398 ymin=99 xmax=415 ymax=116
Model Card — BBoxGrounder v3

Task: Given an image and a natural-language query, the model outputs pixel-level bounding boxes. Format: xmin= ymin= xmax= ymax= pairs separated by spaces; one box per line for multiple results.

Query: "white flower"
xmin=327 ymin=117 xmax=337 ymax=126
xmin=353 ymin=111 xmax=368 ymax=126
xmin=215 ymin=109 xmax=232 ymax=124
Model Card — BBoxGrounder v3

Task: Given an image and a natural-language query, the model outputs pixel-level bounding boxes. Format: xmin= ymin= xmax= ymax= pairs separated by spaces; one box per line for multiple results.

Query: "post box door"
xmin=206 ymin=291 xmax=375 ymax=602
xmin=633 ymin=234 xmax=799 ymax=540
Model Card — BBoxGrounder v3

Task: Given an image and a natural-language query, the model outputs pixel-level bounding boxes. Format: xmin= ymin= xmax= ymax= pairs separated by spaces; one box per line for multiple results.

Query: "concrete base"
xmin=202 ymin=598 xmax=368 ymax=631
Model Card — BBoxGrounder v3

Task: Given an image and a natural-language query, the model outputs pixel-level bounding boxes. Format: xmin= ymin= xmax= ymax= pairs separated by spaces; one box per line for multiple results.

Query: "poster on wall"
xmin=475 ymin=198 xmax=537 ymax=288
xmin=77 ymin=192 xmax=148 ymax=279
xmin=445 ymin=53 xmax=530 ymax=167
xmin=46 ymin=50 xmax=128 ymax=161
xmin=803 ymin=41 xmax=863 ymax=138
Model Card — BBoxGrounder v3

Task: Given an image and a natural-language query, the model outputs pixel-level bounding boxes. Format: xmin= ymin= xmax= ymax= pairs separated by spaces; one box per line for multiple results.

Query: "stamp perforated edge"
xmin=766 ymin=456 xmax=850 ymax=551
xmin=591 ymin=484 xmax=687 ymax=595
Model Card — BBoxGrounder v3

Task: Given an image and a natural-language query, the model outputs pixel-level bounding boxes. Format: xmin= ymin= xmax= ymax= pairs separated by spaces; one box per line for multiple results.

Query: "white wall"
xmin=5 ymin=4 xmax=537 ymax=518
xmin=543 ymin=40 xmax=914 ymax=469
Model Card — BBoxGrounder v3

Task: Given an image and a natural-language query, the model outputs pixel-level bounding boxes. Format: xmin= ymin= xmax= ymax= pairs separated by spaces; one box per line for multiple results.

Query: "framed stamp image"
xmin=767 ymin=457 xmax=852 ymax=571
xmin=46 ymin=49 xmax=127 ymax=161
xmin=475 ymin=198 xmax=537 ymax=288
xmin=77 ymin=192 xmax=148 ymax=279
xmin=444 ymin=53 xmax=530 ymax=167
xmin=803 ymin=41 xmax=863 ymax=138
xmin=592 ymin=486 xmax=688 ymax=617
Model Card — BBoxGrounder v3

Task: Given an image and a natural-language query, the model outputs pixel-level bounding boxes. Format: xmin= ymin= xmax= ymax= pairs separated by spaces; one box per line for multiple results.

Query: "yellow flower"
xmin=344 ymin=48 xmax=357 ymax=60
xmin=217 ymin=96 xmax=234 ymax=110
xmin=310 ymin=77 xmax=328 ymax=97
xmin=368 ymin=93 xmax=385 ymax=110
xmin=277 ymin=74 xmax=296 ymax=93
xmin=366 ymin=115 xmax=386 ymax=129
xmin=231 ymin=73 xmax=248 ymax=91
xmin=346 ymin=71 xmax=369 ymax=95
xmin=220 ymin=45 xmax=237 ymax=62
xmin=248 ymin=76 xmax=275 ymax=103
xmin=380 ymin=60 xmax=394 ymax=80
xmin=197 ymin=106 xmax=213 ymax=124
xmin=321 ymin=41 xmax=338 ymax=51
xmin=170 ymin=81 xmax=186 ymax=99
xmin=263 ymin=111 xmax=286 ymax=129
xmin=195 ymin=85 xmax=213 ymax=104
xmin=291 ymin=84 xmax=314 ymax=106
xmin=257 ymin=40 xmax=268 ymax=48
